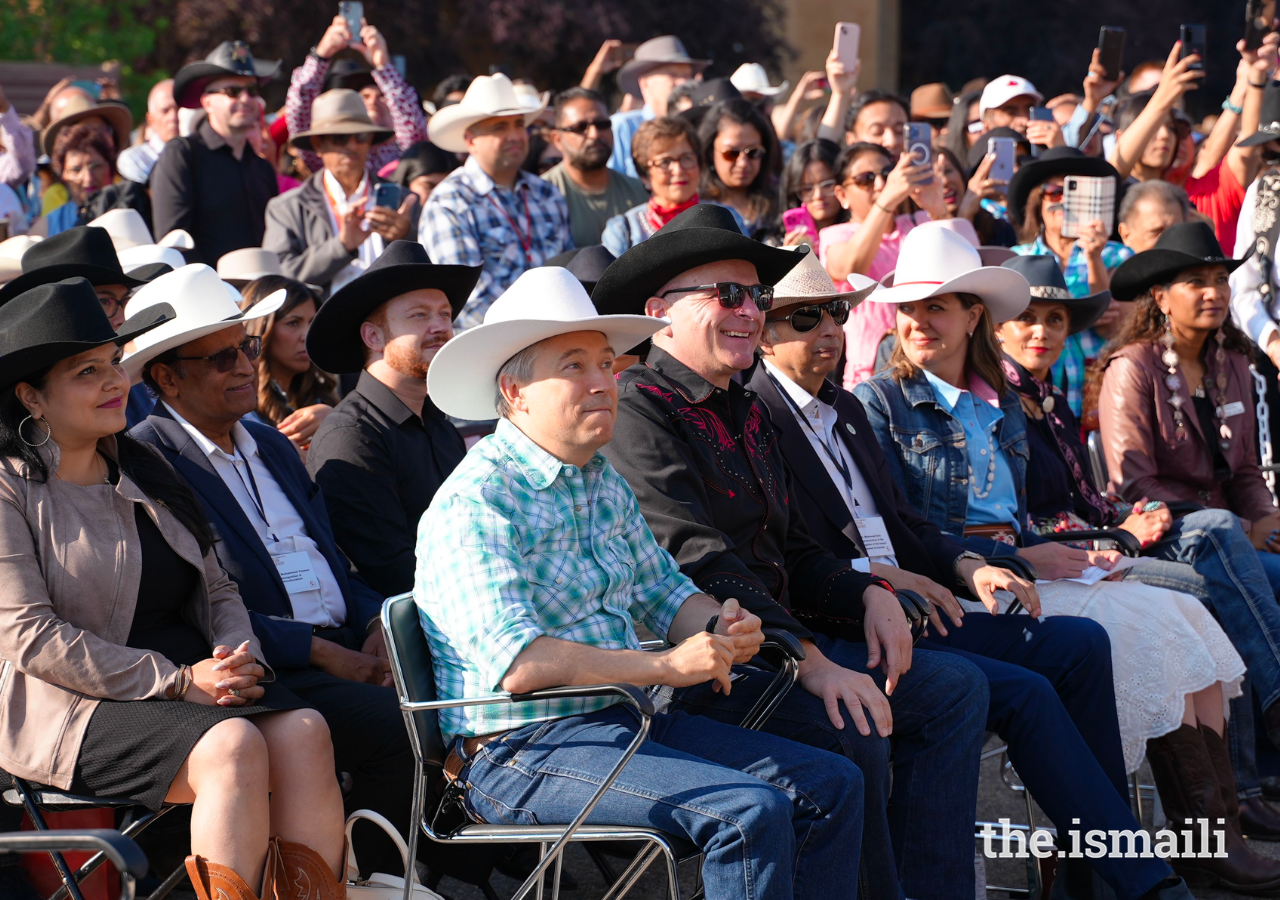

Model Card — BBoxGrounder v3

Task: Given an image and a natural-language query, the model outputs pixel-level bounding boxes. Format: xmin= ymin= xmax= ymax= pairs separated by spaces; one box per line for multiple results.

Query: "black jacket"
xmin=604 ymin=347 xmax=887 ymax=639
xmin=747 ymin=365 xmax=969 ymax=587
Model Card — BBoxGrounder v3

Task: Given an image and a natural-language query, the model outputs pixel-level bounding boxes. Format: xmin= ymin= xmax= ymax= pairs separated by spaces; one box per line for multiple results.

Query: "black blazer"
xmin=748 ymin=365 xmax=967 ymax=586
xmin=130 ymin=405 xmax=384 ymax=670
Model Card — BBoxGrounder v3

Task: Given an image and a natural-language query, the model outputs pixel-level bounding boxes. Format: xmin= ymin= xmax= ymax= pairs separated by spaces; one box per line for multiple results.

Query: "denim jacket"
xmin=853 ymin=368 xmax=1043 ymax=558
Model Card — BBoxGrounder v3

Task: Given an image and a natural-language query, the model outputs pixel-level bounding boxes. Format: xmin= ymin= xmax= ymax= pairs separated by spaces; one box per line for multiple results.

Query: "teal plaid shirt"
xmin=414 ymin=419 xmax=700 ymax=740
xmin=1012 ymin=237 xmax=1133 ymax=416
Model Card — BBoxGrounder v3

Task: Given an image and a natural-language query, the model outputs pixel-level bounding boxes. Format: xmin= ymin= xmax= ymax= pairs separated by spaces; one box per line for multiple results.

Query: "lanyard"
xmin=768 ymin=373 xmax=859 ymax=502
xmin=488 ymin=188 xmax=534 ymax=263
xmin=228 ymin=439 xmax=278 ymax=543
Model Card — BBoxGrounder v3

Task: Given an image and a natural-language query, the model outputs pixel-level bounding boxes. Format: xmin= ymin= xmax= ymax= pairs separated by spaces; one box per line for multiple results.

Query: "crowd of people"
xmin=8 ymin=12 xmax=1280 ymax=900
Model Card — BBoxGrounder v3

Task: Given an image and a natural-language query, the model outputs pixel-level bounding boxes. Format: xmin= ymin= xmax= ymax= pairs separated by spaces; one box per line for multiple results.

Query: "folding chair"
xmin=0 ymin=830 xmax=150 ymax=900
xmin=382 ymin=591 xmax=804 ymax=900
xmin=3 ymin=778 xmax=188 ymax=900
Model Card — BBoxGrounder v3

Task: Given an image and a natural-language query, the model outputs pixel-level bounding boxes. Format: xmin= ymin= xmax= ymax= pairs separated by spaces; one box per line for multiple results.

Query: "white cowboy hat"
xmin=88 ymin=208 xmax=194 ymax=253
xmin=772 ymin=248 xmax=878 ymax=306
xmin=121 ymin=264 xmax=286 ymax=377
xmin=117 ymin=244 xmax=188 ymax=276
xmin=0 ymin=236 xmax=43 ymax=283
xmin=868 ymin=223 xmax=1030 ymax=322
xmin=730 ymin=63 xmax=789 ymax=98
xmin=428 ymin=267 xmax=667 ymax=421
xmin=216 ymin=247 xmax=285 ymax=286
xmin=512 ymin=83 xmax=551 ymax=115
xmin=428 ymin=73 xmax=543 ymax=153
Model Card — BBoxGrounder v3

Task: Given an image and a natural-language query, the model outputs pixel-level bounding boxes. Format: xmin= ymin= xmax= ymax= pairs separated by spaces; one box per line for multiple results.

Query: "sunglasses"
xmin=720 ymin=146 xmax=766 ymax=164
xmin=1040 ymin=183 xmax=1065 ymax=201
xmin=659 ymin=282 xmax=774 ymax=312
xmin=557 ymin=118 xmax=612 ymax=136
xmin=846 ymin=166 xmax=895 ymax=190
xmin=173 ymin=336 xmax=262 ymax=373
xmin=317 ymin=132 xmax=375 ymax=147
xmin=204 ymin=84 xmax=260 ymax=100
xmin=767 ymin=299 xmax=851 ymax=332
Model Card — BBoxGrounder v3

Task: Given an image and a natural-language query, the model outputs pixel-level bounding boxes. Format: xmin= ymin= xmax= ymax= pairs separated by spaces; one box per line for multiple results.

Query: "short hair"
xmin=362 ymin=303 xmax=389 ymax=366
xmin=494 ymin=342 xmax=542 ymax=419
xmin=1119 ymin=179 xmax=1191 ymax=224
xmin=52 ymin=122 xmax=116 ymax=176
xmin=553 ymin=87 xmax=606 ymax=126
xmin=631 ymin=115 xmax=701 ymax=179
xmin=141 ymin=348 xmax=185 ymax=397
xmin=846 ymin=90 xmax=910 ymax=136
xmin=432 ymin=74 xmax=472 ymax=108
xmin=833 ymin=141 xmax=893 ymax=181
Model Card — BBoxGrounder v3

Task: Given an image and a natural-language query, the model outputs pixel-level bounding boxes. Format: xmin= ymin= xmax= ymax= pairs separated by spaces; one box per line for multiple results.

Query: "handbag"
xmin=343 ymin=809 xmax=445 ymax=900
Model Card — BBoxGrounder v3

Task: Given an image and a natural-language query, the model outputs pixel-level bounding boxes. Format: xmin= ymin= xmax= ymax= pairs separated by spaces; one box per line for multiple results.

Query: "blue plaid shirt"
xmin=414 ymin=419 xmax=699 ymax=740
xmin=1012 ymin=237 xmax=1133 ymax=417
xmin=418 ymin=156 xmax=573 ymax=330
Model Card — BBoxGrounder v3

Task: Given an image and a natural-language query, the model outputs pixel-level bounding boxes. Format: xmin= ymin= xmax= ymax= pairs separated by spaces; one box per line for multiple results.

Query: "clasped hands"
xmin=185 ymin=640 xmax=264 ymax=707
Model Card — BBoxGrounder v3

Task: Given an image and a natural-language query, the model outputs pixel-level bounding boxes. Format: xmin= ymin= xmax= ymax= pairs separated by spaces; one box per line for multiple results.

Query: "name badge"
xmin=273 ymin=550 xmax=321 ymax=595
xmin=1223 ymin=401 xmax=1246 ymax=418
xmin=854 ymin=515 xmax=894 ymax=557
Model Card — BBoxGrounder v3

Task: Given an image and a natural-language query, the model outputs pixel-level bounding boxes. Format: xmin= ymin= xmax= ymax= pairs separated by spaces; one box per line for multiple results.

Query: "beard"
xmin=384 ymin=340 xmax=435 ymax=380
xmin=568 ymin=141 xmax=611 ymax=171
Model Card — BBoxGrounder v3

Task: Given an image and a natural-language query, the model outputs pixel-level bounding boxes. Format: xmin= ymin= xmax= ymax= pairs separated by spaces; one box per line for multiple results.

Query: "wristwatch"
xmin=952 ymin=550 xmax=986 ymax=589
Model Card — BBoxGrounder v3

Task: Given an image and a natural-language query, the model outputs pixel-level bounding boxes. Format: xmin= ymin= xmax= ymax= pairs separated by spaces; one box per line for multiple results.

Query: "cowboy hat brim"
xmin=42 ymin=102 xmax=133 ymax=157
xmin=1006 ymin=153 xmax=1121 ymax=231
xmin=428 ymin=315 xmax=667 ymax=421
xmin=428 ymin=104 xmax=540 ymax=154
xmin=1238 ymin=126 xmax=1280 ymax=148
xmin=869 ymin=266 xmax=1031 ymax=322
xmin=0 ymin=262 xmax=153 ymax=306
xmin=739 ymin=82 xmax=790 ymax=98
xmin=290 ymin=120 xmax=395 ymax=150
xmin=305 ymin=262 xmax=481 ymax=374
xmin=1018 ymin=287 xmax=1113 ymax=335
xmin=174 ymin=59 xmax=282 ymax=109
xmin=773 ymin=273 xmax=880 ymax=308
xmin=1109 ymin=250 xmax=1247 ymax=302
xmin=617 ymin=56 xmax=711 ymax=99
xmin=121 ymin=289 xmax=287 ymax=377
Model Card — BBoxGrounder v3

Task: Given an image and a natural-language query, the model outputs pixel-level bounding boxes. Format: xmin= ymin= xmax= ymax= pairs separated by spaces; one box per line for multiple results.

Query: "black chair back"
xmin=384 ymin=593 xmax=448 ymax=770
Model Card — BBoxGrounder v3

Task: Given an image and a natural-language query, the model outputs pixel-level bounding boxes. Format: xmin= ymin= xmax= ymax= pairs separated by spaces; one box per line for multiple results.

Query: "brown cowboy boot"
xmin=185 ymin=847 xmax=276 ymax=900
xmin=271 ymin=837 xmax=347 ymax=900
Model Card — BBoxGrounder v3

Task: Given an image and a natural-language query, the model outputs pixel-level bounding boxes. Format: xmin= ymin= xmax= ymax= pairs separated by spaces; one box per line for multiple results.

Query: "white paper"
xmin=1037 ymin=554 xmax=1142 ymax=586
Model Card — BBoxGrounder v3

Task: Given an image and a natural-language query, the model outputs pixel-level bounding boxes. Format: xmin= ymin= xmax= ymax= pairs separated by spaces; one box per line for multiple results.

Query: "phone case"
xmin=782 ymin=207 xmax=819 ymax=242
xmin=988 ymin=137 xmax=1016 ymax=184
xmin=906 ymin=124 xmax=933 ymax=184
xmin=1062 ymin=176 xmax=1115 ymax=239
xmin=834 ymin=22 xmax=860 ymax=66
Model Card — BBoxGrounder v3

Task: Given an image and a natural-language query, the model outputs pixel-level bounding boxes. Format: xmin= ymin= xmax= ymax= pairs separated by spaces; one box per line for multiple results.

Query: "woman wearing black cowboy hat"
xmin=0 ymin=278 xmax=347 ymax=900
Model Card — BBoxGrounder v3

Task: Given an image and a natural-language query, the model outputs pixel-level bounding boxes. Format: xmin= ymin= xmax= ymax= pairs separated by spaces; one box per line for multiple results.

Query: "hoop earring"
xmin=18 ymin=415 xmax=52 ymax=448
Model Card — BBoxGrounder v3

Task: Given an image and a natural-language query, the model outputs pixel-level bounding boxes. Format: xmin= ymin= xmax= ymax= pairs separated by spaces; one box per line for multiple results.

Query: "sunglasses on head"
xmin=767 ymin=299 xmax=851 ymax=332
xmin=720 ymin=146 xmax=766 ymax=164
xmin=204 ymin=84 xmax=260 ymax=100
xmin=659 ymin=282 xmax=775 ymax=312
xmin=1040 ymin=183 xmax=1065 ymax=201
xmin=846 ymin=165 xmax=895 ymax=189
xmin=557 ymin=118 xmax=613 ymax=136
xmin=173 ymin=336 xmax=262 ymax=373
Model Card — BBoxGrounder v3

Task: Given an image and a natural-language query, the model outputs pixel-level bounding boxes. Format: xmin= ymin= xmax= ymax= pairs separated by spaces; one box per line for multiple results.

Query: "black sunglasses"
xmin=557 ymin=118 xmax=613 ymax=136
xmin=316 ymin=132 xmax=375 ymax=147
xmin=173 ymin=336 xmax=262 ymax=373
xmin=767 ymin=299 xmax=851 ymax=332
xmin=659 ymin=282 xmax=775 ymax=312
xmin=846 ymin=165 xmax=895 ymax=190
xmin=204 ymin=84 xmax=260 ymax=100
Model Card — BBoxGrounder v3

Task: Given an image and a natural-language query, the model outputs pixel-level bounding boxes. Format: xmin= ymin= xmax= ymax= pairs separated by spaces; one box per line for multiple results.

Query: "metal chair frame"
xmin=0 ymin=830 xmax=150 ymax=900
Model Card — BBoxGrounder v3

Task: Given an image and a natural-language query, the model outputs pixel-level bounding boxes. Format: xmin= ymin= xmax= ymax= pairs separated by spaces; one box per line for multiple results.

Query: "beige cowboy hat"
xmin=616 ymin=36 xmax=710 ymax=98
xmin=41 ymin=95 xmax=133 ymax=156
xmin=772 ymin=248 xmax=879 ymax=308
xmin=290 ymin=89 xmax=394 ymax=150
xmin=427 ymin=73 xmax=544 ymax=153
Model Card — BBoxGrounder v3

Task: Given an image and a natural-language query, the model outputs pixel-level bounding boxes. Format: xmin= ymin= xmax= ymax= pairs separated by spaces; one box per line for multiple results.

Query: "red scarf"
xmin=647 ymin=194 xmax=700 ymax=234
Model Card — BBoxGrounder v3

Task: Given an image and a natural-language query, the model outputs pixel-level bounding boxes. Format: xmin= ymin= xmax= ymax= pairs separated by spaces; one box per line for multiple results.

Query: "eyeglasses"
xmin=720 ymin=146 xmax=766 ymax=164
xmin=63 ymin=160 xmax=108 ymax=180
xmin=1040 ymin=183 xmax=1065 ymax=202
xmin=846 ymin=166 xmax=895 ymax=190
xmin=659 ymin=282 xmax=774 ymax=312
xmin=97 ymin=293 xmax=126 ymax=317
xmin=766 ymin=299 xmax=851 ymax=332
xmin=316 ymin=132 xmax=374 ymax=147
xmin=204 ymin=84 xmax=261 ymax=100
xmin=556 ymin=118 xmax=612 ymax=136
xmin=648 ymin=153 xmax=698 ymax=172
xmin=796 ymin=179 xmax=837 ymax=199
xmin=173 ymin=336 xmax=262 ymax=373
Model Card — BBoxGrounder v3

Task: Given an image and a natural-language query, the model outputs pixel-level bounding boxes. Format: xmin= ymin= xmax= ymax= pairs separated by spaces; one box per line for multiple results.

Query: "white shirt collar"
xmin=164 ymin=402 xmax=258 ymax=462
xmin=761 ymin=359 xmax=834 ymax=427
xmin=322 ymin=168 xmax=369 ymax=205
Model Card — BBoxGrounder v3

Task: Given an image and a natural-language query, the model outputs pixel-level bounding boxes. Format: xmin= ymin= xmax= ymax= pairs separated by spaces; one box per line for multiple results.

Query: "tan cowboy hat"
xmin=772 ymin=248 xmax=878 ymax=307
xmin=910 ymin=83 xmax=954 ymax=120
xmin=41 ymin=95 xmax=133 ymax=156
xmin=427 ymin=73 xmax=543 ymax=153
xmin=616 ymin=36 xmax=710 ymax=98
xmin=290 ymin=89 xmax=394 ymax=150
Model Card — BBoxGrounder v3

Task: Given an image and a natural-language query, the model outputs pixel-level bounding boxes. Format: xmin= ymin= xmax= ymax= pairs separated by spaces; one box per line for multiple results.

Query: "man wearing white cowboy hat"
xmin=88 ymin=208 xmax=193 ymax=276
xmin=420 ymin=264 xmax=863 ymax=900
xmin=264 ymin=88 xmax=416 ymax=293
xmin=419 ymin=72 xmax=572 ymax=330
xmin=608 ymin=35 xmax=710 ymax=178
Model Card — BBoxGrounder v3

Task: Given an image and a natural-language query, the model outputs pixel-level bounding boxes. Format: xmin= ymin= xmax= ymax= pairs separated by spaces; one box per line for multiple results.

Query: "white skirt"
xmin=966 ymin=580 xmax=1245 ymax=773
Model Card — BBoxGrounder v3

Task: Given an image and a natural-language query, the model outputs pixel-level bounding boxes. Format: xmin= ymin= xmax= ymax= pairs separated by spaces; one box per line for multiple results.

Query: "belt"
xmin=443 ymin=730 xmax=509 ymax=782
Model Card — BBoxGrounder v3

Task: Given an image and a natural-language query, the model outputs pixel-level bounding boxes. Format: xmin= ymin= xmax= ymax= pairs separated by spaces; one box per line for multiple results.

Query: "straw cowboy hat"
xmin=41 ymin=95 xmax=133 ymax=156
xmin=428 ymin=266 xmax=667 ymax=421
xmin=174 ymin=41 xmax=281 ymax=109
xmin=730 ymin=63 xmax=789 ymax=98
xmin=0 ymin=236 xmax=42 ymax=284
xmin=289 ymin=89 xmax=394 ymax=151
xmin=121 ymin=264 xmax=287 ymax=377
xmin=869 ymin=224 xmax=1030 ymax=322
xmin=616 ymin=36 xmax=710 ymax=98
xmin=427 ymin=73 xmax=545 ymax=154
xmin=772 ymin=248 xmax=879 ymax=308
xmin=87 ymin=209 xmax=193 ymax=275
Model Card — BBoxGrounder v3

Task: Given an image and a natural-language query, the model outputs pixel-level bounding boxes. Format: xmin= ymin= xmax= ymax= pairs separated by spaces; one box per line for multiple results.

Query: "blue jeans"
xmin=923 ymin=614 xmax=1172 ymax=899
xmin=1256 ymin=548 xmax=1280 ymax=595
xmin=457 ymin=704 xmax=863 ymax=900
xmin=670 ymin=638 xmax=987 ymax=900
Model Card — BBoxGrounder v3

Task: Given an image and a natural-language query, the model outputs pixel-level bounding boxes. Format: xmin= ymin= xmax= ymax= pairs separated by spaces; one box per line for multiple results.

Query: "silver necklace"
xmin=969 ymin=422 xmax=998 ymax=500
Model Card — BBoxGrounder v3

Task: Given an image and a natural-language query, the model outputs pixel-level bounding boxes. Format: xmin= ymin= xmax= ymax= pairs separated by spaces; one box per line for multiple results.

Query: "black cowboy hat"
xmin=323 ymin=57 xmax=377 ymax=94
xmin=0 ymin=227 xmax=168 ymax=306
xmin=305 ymin=240 xmax=481 ymax=374
xmin=1000 ymin=255 xmax=1111 ymax=334
xmin=1109 ymin=221 xmax=1245 ymax=302
xmin=547 ymin=244 xmax=616 ymax=297
xmin=0 ymin=278 xmax=174 ymax=387
xmin=1007 ymin=147 xmax=1121 ymax=231
xmin=1239 ymin=81 xmax=1280 ymax=147
xmin=174 ymin=41 xmax=282 ymax=110
xmin=592 ymin=205 xmax=807 ymax=317
xmin=676 ymin=78 xmax=744 ymax=128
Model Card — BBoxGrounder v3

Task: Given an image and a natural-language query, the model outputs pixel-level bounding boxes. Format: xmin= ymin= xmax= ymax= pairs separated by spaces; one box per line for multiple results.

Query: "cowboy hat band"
xmin=1029 ymin=285 xmax=1071 ymax=300
xmin=1001 ymin=254 xmax=1110 ymax=335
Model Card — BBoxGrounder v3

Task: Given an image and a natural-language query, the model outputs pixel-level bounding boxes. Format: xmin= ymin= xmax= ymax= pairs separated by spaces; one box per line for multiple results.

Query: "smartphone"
xmin=1098 ymin=26 xmax=1127 ymax=82
xmin=1246 ymin=0 xmax=1276 ymax=52
xmin=372 ymin=183 xmax=401 ymax=210
xmin=782 ymin=207 xmax=819 ymax=244
xmin=1180 ymin=24 xmax=1206 ymax=71
xmin=988 ymin=136 xmax=1016 ymax=185
xmin=391 ymin=54 xmax=406 ymax=78
xmin=1062 ymin=175 xmax=1116 ymax=239
xmin=906 ymin=122 xmax=933 ymax=184
xmin=834 ymin=22 xmax=860 ymax=68
xmin=339 ymin=1 xmax=363 ymax=37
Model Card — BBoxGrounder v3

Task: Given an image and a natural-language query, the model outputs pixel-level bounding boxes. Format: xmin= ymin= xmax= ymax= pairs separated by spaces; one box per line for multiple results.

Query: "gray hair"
xmin=1118 ymin=179 xmax=1190 ymax=225
xmin=494 ymin=342 xmax=543 ymax=419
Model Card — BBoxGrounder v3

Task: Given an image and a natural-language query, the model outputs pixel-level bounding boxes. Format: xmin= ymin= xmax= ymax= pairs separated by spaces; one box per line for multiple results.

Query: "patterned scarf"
xmin=1001 ymin=356 xmax=1113 ymax=527
xmin=646 ymin=193 xmax=700 ymax=234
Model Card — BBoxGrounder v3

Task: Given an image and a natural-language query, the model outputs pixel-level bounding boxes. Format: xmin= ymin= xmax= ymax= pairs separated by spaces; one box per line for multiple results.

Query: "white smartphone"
xmin=834 ymin=22 xmax=860 ymax=68
xmin=988 ymin=136 xmax=1016 ymax=185
xmin=1062 ymin=175 xmax=1116 ymax=239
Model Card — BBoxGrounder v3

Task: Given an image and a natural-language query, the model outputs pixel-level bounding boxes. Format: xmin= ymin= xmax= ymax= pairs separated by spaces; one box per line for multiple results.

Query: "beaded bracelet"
xmin=1224 ymin=97 xmax=1244 ymax=116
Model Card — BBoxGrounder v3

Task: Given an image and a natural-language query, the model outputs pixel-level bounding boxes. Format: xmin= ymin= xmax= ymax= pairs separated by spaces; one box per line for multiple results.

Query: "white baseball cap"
xmin=979 ymin=75 xmax=1043 ymax=116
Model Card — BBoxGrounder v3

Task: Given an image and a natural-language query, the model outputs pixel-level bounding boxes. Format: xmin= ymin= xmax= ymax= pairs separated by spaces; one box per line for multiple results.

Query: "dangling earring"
xmin=18 ymin=415 xmax=52 ymax=447
xmin=1160 ymin=315 xmax=1188 ymax=442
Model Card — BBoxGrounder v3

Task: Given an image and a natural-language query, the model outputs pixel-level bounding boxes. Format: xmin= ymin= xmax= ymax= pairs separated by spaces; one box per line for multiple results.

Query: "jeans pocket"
xmin=481 ymin=720 xmax=556 ymax=772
